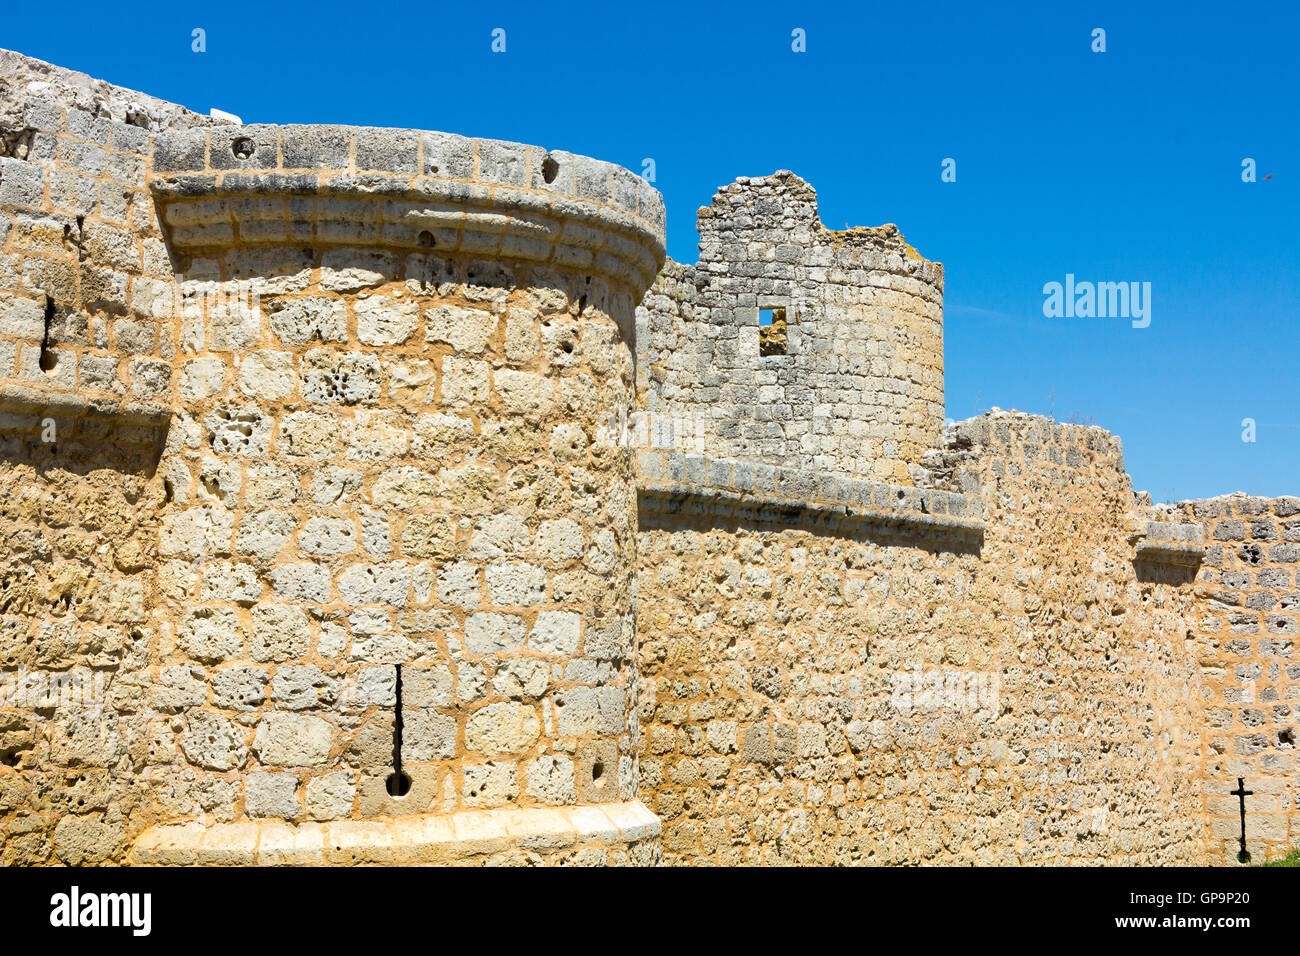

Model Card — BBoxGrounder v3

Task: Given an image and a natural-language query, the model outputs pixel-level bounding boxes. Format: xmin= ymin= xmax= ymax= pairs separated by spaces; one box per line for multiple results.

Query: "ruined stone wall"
xmin=636 ymin=172 xmax=944 ymax=484
xmin=0 ymin=419 xmax=165 ymax=865
xmin=636 ymin=413 xmax=1207 ymax=865
xmin=1174 ymin=494 xmax=1300 ymax=863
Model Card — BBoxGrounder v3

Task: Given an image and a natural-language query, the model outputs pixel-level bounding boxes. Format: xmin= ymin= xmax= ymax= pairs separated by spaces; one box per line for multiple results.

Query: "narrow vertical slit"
xmin=392 ymin=663 xmax=403 ymax=779
xmin=39 ymin=296 xmax=57 ymax=373
xmin=386 ymin=663 xmax=411 ymax=797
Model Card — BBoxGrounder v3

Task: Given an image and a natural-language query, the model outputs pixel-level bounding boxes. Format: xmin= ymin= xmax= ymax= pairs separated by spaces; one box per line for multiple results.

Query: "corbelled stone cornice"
xmin=149 ymin=124 xmax=666 ymax=290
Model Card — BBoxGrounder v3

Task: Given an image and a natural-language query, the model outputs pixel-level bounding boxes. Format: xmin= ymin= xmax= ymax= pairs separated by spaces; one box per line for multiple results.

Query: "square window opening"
xmin=759 ymin=307 xmax=788 ymax=356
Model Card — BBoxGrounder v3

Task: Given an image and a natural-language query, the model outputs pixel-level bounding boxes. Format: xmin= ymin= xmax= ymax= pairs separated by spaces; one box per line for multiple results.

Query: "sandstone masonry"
xmin=0 ymin=50 xmax=1294 ymax=866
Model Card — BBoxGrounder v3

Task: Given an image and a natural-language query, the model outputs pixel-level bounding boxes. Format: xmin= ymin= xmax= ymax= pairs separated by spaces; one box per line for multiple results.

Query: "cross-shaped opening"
xmin=1230 ymin=776 xmax=1253 ymax=863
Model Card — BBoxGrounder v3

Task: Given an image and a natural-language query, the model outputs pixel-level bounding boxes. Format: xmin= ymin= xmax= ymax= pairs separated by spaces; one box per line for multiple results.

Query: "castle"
xmin=0 ymin=49 xmax=1294 ymax=866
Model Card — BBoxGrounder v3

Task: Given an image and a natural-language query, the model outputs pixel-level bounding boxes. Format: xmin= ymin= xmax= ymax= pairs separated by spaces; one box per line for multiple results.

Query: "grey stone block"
xmin=152 ymin=129 xmax=208 ymax=172
xmin=281 ymin=126 xmax=352 ymax=169
xmin=208 ymin=125 xmax=279 ymax=170
xmin=420 ymin=131 xmax=475 ymax=179
xmin=355 ymin=128 xmax=419 ymax=174
xmin=0 ymin=157 xmax=46 ymax=207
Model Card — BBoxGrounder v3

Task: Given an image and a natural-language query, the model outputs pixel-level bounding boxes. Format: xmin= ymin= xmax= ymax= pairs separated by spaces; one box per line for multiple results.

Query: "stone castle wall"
xmin=0 ymin=51 xmax=211 ymax=865
xmin=1174 ymin=494 xmax=1300 ymax=863
xmin=636 ymin=414 xmax=1206 ymax=865
xmin=0 ymin=50 xmax=1296 ymax=866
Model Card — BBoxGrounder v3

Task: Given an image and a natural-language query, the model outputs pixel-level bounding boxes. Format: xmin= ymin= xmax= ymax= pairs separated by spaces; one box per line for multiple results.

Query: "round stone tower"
xmin=642 ymin=171 xmax=944 ymax=483
xmin=132 ymin=124 xmax=665 ymax=863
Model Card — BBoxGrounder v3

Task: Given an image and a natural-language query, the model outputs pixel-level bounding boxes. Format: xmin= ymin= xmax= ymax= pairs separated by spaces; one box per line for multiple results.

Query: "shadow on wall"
xmin=1133 ymin=559 xmax=1199 ymax=587
xmin=0 ymin=404 xmax=168 ymax=479
xmin=0 ymin=404 xmax=166 ymax=625
xmin=638 ymin=498 xmax=984 ymax=559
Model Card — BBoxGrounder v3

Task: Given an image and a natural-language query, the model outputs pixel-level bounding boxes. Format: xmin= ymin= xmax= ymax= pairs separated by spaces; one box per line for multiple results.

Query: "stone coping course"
xmin=0 ymin=383 xmax=170 ymax=425
xmin=1133 ymin=520 xmax=1207 ymax=564
xmin=636 ymin=449 xmax=986 ymax=535
xmin=130 ymin=800 xmax=660 ymax=866
xmin=149 ymin=125 xmax=666 ymax=290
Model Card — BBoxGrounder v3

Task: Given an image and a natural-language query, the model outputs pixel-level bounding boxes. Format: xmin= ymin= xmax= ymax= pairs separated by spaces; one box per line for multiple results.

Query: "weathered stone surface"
xmin=305 ymin=770 xmax=356 ymax=821
xmin=181 ymin=712 xmax=249 ymax=771
xmin=252 ymin=714 xmax=332 ymax=767
xmin=465 ymin=702 xmax=541 ymax=755
xmin=3 ymin=48 xmax=1290 ymax=873
xmin=245 ymin=771 xmax=300 ymax=818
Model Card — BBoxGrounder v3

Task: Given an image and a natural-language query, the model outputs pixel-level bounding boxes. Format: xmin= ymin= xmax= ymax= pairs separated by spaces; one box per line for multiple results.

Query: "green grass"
xmin=1259 ymin=848 xmax=1300 ymax=867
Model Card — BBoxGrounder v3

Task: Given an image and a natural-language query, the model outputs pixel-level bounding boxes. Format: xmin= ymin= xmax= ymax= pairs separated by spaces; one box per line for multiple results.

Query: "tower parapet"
xmin=638 ymin=171 xmax=944 ymax=484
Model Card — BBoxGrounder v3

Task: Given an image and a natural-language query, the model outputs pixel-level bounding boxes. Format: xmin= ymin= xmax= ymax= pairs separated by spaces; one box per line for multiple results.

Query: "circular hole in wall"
xmin=39 ymin=351 xmax=58 ymax=373
xmin=417 ymin=230 xmax=435 ymax=248
xmin=591 ymin=760 xmax=605 ymax=790
xmin=542 ymin=154 xmax=559 ymax=184
xmin=386 ymin=770 xmax=412 ymax=797
xmin=231 ymin=137 xmax=255 ymax=160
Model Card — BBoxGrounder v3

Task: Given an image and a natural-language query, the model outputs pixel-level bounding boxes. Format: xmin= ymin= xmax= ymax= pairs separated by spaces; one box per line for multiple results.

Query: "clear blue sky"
xmin=6 ymin=1 xmax=1296 ymax=500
